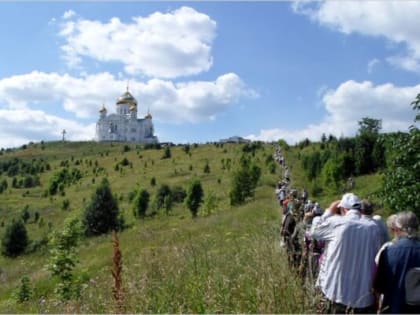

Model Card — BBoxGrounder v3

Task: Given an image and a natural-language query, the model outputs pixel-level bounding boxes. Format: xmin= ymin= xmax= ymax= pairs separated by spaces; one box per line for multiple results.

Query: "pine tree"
xmin=185 ymin=179 xmax=204 ymax=218
xmin=230 ymin=157 xmax=261 ymax=206
xmin=49 ymin=218 xmax=81 ymax=300
xmin=15 ymin=276 xmax=32 ymax=303
xmin=162 ymin=146 xmax=171 ymax=159
xmin=1 ymin=220 xmax=29 ymax=257
xmin=155 ymin=184 xmax=172 ymax=211
xmin=83 ymin=178 xmax=121 ymax=236
xmin=133 ymin=189 xmax=150 ymax=218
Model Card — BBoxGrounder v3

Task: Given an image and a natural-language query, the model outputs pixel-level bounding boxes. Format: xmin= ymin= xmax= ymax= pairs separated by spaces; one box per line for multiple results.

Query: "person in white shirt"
xmin=310 ymin=193 xmax=382 ymax=313
xmin=360 ymin=199 xmax=389 ymax=245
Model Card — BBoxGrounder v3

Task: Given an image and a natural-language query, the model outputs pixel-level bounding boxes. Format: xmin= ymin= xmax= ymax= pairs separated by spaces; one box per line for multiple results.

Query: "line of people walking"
xmin=273 ymin=145 xmax=420 ymax=314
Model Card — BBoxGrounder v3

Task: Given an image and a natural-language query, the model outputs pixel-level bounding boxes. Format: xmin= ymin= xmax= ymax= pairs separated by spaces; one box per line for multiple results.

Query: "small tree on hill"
xmin=20 ymin=206 xmax=30 ymax=224
xmin=320 ymin=156 xmax=344 ymax=191
xmin=203 ymin=161 xmax=211 ymax=174
xmin=162 ymin=146 xmax=171 ymax=159
xmin=83 ymin=178 xmax=121 ymax=236
xmin=354 ymin=117 xmax=382 ymax=175
xmin=133 ymin=189 xmax=150 ymax=218
xmin=230 ymin=156 xmax=261 ymax=206
xmin=14 ymin=276 xmax=32 ymax=303
xmin=49 ymin=218 xmax=81 ymax=300
xmin=1 ymin=220 xmax=29 ymax=257
xmin=155 ymin=184 xmax=172 ymax=211
xmin=171 ymin=185 xmax=187 ymax=203
xmin=185 ymin=179 xmax=204 ymax=218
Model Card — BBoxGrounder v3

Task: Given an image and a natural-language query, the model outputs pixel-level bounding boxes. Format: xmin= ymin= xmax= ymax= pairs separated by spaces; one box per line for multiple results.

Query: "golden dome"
xmin=145 ymin=108 xmax=152 ymax=119
xmin=116 ymin=91 xmax=137 ymax=106
xmin=99 ymin=105 xmax=107 ymax=113
xmin=129 ymin=105 xmax=137 ymax=112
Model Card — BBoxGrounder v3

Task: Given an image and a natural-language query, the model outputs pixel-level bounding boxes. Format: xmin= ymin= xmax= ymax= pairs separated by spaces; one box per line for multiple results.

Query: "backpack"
xmin=405 ymin=267 xmax=420 ymax=305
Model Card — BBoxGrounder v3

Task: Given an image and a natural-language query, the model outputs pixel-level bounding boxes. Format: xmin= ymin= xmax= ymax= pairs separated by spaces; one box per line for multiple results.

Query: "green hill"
xmin=0 ymin=140 xmax=385 ymax=313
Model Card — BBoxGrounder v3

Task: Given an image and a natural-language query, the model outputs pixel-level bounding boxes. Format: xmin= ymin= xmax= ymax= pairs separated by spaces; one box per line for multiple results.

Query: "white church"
xmin=95 ymin=89 xmax=158 ymax=143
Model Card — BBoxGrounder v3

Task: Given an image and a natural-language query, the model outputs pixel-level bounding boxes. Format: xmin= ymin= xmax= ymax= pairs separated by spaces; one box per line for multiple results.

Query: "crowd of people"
xmin=273 ymin=145 xmax=420 ymax=314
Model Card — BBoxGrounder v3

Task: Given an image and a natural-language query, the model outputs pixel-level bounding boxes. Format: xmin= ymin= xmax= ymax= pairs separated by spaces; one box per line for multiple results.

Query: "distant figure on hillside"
xmin=310 ymin=193 xmax=381 ymax=313
xmin=284 ymin=167 xmax=290 ymax=181
xmin=374 ymin=211 xmax=420 ymax=314
xmin=301 ymin=188 xmax=308 ymax=204
xmin=348 ymin=177 xmax=355 ymax=190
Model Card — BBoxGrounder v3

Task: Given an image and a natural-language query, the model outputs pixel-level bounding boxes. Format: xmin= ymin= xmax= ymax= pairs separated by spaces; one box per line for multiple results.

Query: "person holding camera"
xmin=310 ymin=193 xmax=382 ymax=314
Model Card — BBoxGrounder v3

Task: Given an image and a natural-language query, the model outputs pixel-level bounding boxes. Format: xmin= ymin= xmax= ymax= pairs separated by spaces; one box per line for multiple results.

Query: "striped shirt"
xmin=311 ymin=209 xmax=382 ymax=308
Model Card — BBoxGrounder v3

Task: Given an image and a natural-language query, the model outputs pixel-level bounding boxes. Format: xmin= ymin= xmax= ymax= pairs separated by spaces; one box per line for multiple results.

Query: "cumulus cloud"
xmin=59 ymin=6 xmax=216 ymax=78
xmin=62 ymin=10 xmax=76 ymax=20
xmin=387 ymin=55 xmax=420 ymax=74
xmin=0 ymin=108 xmax=95 ymax=149
xmin=134 ymin=73 xmax=257 ymax=123
xmin=0 ymin=71 xmax=256 ymax=122
xmin=0 ymin=71 xmax=122 ymax=118
xmin=247 ymin=80 xmax=419 ymax=144
xmin=292 ymin=1 xmax=420 ymax=74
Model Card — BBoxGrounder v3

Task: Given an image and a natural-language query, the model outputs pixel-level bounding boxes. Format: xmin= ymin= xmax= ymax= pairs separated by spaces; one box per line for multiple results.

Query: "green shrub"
xmin=1 ymin=220 xmax=29 ymax=257
xmin=62 ymin=199 xmax=70 ymax=211
xmin=230 ymin=157 xmax=261 ymax=206
xmin=172 ymin=185 xmax=187 ymax=203
xmin=14 ymin=276 xmax=32 ymax=303
xmin=133 ymin=189 xmax=150 ymax=218
xmin=203 ymin=161 xmax=210 ymax=174
xmin=20 ymin=205 xmax=30 ymax=223
xmin=185 ymin=179 xmax=204 ymax=218
xmin=49 ymin=218 xmax=81 ymax=300
xmin=155 ymin=184 xmax=172 ymax=211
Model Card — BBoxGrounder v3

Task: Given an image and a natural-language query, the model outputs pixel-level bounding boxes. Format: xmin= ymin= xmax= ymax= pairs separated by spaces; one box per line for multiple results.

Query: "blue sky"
xmin=0 ymin=1 xmax=419 ymax=148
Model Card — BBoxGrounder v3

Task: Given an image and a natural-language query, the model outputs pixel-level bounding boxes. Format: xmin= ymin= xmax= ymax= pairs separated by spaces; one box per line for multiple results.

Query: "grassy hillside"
xmin=0 ymin=141 xmax=297 ymax=313
xmin=0 ymin=140 xmax=384 ymax=313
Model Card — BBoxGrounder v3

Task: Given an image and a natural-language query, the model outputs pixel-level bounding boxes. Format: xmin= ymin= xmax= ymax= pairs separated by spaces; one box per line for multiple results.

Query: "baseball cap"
xmin=338 ymin=193 xmax=361 ymax=210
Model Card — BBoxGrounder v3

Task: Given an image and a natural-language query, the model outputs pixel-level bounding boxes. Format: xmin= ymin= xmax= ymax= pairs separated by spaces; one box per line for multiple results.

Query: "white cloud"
xmin=62 ymin=10 xmax=76 ymax=20
xmin=59 ymin=6 xmax=216 ymax=78
xmin=0 ymin=108 xmax=95 ymax=149
xmin=367 ymin=58 xmax=380 ymax=74
xmin=387 ymin=55 xmax=420 ymax=74
xmin=292 ymin=1 xmax=420 ymax=74
xmin=0 ymin=71 xmax=256 ymax=122
xmin=247 ymin=80 xmax=419 ymax=144
xmin=137 ymin=73 xmax=258 ymax=123
xmin=0 ymin=71 xmax=122 ymax=118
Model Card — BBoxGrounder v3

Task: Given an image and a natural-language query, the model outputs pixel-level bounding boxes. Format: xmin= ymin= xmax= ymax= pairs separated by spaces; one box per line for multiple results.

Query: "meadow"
xmin=0 ymin=140 xmax=382 ymax=313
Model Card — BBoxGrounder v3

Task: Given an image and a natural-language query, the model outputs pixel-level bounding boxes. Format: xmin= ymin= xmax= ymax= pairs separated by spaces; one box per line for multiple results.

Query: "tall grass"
xmin=28 ymin=218 xmax=312 ymax=313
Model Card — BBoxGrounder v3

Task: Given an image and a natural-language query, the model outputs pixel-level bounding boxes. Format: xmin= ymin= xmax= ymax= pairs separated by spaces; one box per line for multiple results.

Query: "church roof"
xmin=116 ymin=90 xmax=138 ymax=106
xmin=99 ymin=104 xmax=107 ymax=113
xmin=145 ymin=108 xmax=152 ymax=119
